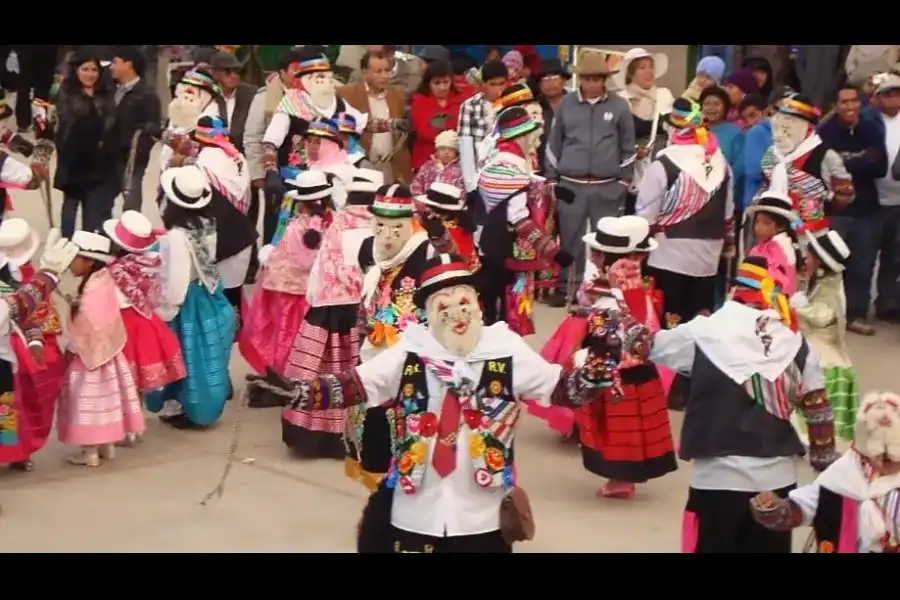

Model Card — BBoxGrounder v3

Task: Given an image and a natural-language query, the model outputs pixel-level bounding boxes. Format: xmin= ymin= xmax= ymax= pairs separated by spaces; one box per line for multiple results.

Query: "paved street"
xmin=0 ymin=146 xmax=895 ymax=552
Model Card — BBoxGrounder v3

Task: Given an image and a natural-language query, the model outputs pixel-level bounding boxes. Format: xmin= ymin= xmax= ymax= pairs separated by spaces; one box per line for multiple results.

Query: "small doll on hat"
xmin=103 ymin=211 xmax=186 ymax=419
xmin=414 ymin=182 xmax=479 ymax=274
xmin=0 ymin=219 xmax=66 ymax=472
xmin=240 ymin=170 xmax=332 ymax=376
xmin=744 ymin=187 xmax=804 ymax=296
xmin=791 ymin=228 xmax=858 ymax=442
xmin=58 ymin=229 xmax=146 ymax=467
xmin=410 ymin=129 xmax=463 ymax=197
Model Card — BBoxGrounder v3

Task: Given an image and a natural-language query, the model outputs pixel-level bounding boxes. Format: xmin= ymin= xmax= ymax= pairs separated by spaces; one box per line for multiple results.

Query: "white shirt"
xmin=355 ymin=323 xmax=562 ymax=537
xmin=221 ymin=91 xmax=237 ymax=125
xmin=366 ymin=84 xmax=393 ymax=162
xmin=1 ymin=156 xmax=33 ymax=187
xmin=876 ymin=111 xmax=900 ymax=206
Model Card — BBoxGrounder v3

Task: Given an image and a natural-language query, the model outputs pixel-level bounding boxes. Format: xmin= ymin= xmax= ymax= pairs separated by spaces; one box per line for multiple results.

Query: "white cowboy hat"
xmin=583 ymin=215 xmax=658 ymax=254
xmin=612 ymin=47 xmax=669 ymax=91
xmin=72 ymin=230 xmax=114 ymax=263
xmin=345 ymin=168 xmax=385 ymax=193
xmin=0 ymin=218 xmax=40 ymax=269
xmin=744 ymin=190 xmax=799 ymax=224
xmin=285 ymin=169 xmax=333 ymax=201
xmin=160 ymin=165 xmax=213 ymax=210
xmin=103 ymin=210 xmax=157 ymax=254
xmin=805 ymin=229 xmax=850 ymax=274
xmin=415 ymin=182 xmax=465 ymax=212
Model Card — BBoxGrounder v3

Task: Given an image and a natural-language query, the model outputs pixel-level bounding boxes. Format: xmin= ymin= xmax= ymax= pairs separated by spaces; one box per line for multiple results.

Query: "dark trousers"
xmin=479 ymin=262 xmax=509 ymax=326
xmin=645 ymin=266 xmax=716 ymax=325
xmin=685 ymin=484 xmax=795 ymax=553
xmin=60 ymin=179 xmax=119 ymax=239
xmin=121 ymin=162 xmax=149 ymax=213
xmin=391 ymin=526 xmax=512 ymax=553
xmin=0 ymin=45 xmax=15 ymax=91
xmin=14 ymin=46 xmax=56 ymax=130
xmin=261 ymin=189 xmax=281 ymax=244
xmin=831 ymin=208 xmax=900 ymax=320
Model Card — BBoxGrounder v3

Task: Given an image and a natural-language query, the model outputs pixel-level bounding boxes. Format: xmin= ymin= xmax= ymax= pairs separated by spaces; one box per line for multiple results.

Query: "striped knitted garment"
xmin=477 ymin=143 xmax=533 ymax=214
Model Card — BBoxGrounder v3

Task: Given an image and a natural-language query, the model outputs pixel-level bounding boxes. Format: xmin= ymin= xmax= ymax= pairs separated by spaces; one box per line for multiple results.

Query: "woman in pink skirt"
xmin=239 ymin=170 xmax=333 ymax=375
xmin=57 ymin=231 xmax=145 ymax=467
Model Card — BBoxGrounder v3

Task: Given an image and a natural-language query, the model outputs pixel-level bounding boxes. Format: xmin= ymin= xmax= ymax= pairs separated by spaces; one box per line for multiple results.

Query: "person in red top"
xmin=451 ymin=55 xmax=476 ymax=101
xmin=409 ymin=60 xmax=463 ymax=171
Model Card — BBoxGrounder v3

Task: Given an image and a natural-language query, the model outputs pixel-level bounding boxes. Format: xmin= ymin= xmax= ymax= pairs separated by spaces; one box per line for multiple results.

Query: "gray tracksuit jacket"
xmin=544 ymin=90 xmax=636 ymax=181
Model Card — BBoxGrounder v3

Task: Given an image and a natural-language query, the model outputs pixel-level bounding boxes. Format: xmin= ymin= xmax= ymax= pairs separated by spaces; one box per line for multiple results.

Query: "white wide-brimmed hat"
xmin=612 ymin=47 xmax=669 ymax=90
xmin=583 ymin=215 xmax=658 ymax=254
xmin=345 ymin=168 xmax=385 ymax=193
xmin=415 ymin=182 xmax=465 ymax=212
xmin=160 ymin=165 xmax=213 ymax=210
xmin=72 ymin=230 xmax=114 ymax=263
xmin=745 ymin=190 xmax=799 ymax=223
xmin=806 ymin=229 xmax=850 ymax=274
xmin=285 ymin=170 xmax=333 ymax=201
xmin=0 ymin=218 xmax=40 ymax=269
xmin=103 ymin=210 xmax=157 ymax=254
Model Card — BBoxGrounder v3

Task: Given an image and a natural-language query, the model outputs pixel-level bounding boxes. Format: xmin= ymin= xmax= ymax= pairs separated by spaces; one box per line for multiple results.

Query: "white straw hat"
xmin=611 ymin=47 xmax=669 ymax=91
xmin=284 ymin=170 xmax=333 ymax=201
xmin=583 ymin=215 xmax=658 ymax=254
xmin=72 ymin=230 xmax=114 ymax=263
xmin=160 ymin=165 xmax=213 ymax=210
xmin=0 ymin=218 xmax=40 ymax=269
xmin=103 ymin=210 xmax=157 ymax=253
xmin=415 ymin=182 xmax=465 ymax=212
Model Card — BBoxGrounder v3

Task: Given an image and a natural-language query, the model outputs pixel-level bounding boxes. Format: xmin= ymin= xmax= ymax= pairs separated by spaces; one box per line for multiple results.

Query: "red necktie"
xmin=432 ymin=390 xmax=461 ymax=478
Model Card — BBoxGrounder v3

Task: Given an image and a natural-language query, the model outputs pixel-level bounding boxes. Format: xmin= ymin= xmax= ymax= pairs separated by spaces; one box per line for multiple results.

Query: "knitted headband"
xmin=495 ymin=84 xmax=535 ymax=110
xmin=195 ymin=117 xmax=239 ymax=158
xmin=292 ymin=56 xmax=331 ymax=77
xmin=733 ymin=259 xmax=796 ymax=331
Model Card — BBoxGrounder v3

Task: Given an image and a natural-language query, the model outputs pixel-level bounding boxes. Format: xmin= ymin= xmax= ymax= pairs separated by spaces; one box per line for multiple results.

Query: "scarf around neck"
xmin=625 ymin=83 xmax=658 ymax=121
xmin=361 ymin=230 xmax=428 ymax=304
xmin=107 ymin=252 xmax=163 ymax=319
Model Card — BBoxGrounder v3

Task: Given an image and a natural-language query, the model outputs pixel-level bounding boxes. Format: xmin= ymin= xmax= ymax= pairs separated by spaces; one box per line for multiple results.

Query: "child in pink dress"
xmin=57 ymin=231 xmax=146 ymax=467
xmin=104 ymin=211 xmax=187 ymax=400
xmin=239 ymin=170 xmax=333 ymax=375
xmin=745 ymin=189 xmax=803 ymax=295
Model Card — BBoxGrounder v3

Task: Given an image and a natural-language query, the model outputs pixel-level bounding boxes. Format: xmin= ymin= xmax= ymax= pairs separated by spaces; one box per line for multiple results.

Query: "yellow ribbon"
xmin=517 ymin=295 xmax=532 ymax=316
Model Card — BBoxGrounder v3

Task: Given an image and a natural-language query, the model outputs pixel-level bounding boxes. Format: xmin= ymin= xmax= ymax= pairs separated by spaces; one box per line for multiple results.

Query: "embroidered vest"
xmin=383 ymin=352 xmax=519 ymax=495
xmin=759 ymin=144 xmax=828 ymax=223
xmin=358 ymin=236 xmax=429 ymax=341
xmin=0 ymin=360 xmax=16 ymax=447
xmin=659 ymin=156 xmax=730 ymax=240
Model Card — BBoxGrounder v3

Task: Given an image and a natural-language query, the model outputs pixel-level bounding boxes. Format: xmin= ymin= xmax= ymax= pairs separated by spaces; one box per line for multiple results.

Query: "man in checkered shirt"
xmin=458 ymin=59 xmax=511 ymax=199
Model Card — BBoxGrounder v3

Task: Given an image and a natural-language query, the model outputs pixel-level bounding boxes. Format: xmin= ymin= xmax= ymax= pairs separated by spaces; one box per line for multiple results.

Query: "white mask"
xmin=301 ymin=71 xmax=337 ymax=111
xmin=855 ymin=392 xmax=900 ymax=464
xmin=373 ymin=216 xmax=414 ymax=260
xmin=426 ymin=285 xmax=483 ymax=357
xmin=169 ymin=84 xmax=213 ymax=131
xmin=771 ymin=112 xmax=810 ymax=155
xmin=524 ymin=103 xmax=545 ymax=146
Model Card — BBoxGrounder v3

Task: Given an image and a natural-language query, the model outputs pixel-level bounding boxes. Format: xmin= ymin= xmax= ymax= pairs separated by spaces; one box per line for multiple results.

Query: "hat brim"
xmin=805 ymin=231 xmax=846 ymax=274
xmin=415 ymin=194 xmax=465 ymax=212
xmin=306 ymin=130 xmax=344 ymax=147
xmin=286 ymin=188 xmax=333 ymax=201
xmin=413 ymin=274 xmax=477 ymax=308
xmin=160 ymin=169 xmax=213 ymax=210
xmin=103 ymin=219 xmax=154 ymax=254
xmin=744 ymin=205 xmax=799 ymax=223
xmin=1 ymin=229 xmax=40 ymax=268
xmin=368 ymin=205 xmax=415 ymax=218
xmin=77 ymin=250 xmax=114 ymax=264
xmin=582 ymin=232 xmax=658 ymax=254
xmin=346 ymin=182 xmax=380 ymax=193
xmin=539 ymin=69 xmax=571 ymax=81
xmin=611 ymin=52 xmax=669 ymax=90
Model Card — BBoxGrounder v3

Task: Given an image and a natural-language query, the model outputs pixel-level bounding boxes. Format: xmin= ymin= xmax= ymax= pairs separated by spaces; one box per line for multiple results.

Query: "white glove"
xmin=790 ymin=292 xmax=810 ymax=309
xmin=258 ymin=244 xmax=275 ymax=266
xmin=38 ymin=229 xmax=79 ymax=274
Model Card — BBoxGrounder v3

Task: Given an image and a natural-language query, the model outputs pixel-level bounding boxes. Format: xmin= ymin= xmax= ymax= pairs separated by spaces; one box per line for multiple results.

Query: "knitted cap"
xmin=435 ymin=129 xmax=459 ymax=150
xmin=695 ymin=56 xmax=725 ymax=82
xmin=369 ymin=183 xmax=415 ymax=218
xmin=334 ymin=112 xmax=359 ymax=137
xmin=495 ymin=82 xmax=535 ymax=111
xmin=777 ymin=93 xmax=821 ymax=125
xmin=724 ymin=69 xmax=759 ymax=95
xmin=305 ymin=119 xmax=343 ymax=147
xmin=496 ymin=106 xmax=540 ymax=141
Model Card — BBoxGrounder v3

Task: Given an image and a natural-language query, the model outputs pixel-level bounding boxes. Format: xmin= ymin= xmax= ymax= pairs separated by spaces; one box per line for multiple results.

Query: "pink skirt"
xmin=57 ymin=352 xmax=146 ymax=447
xmin=239 ymin=286 xmax=309 ymax=376
xmin=120 ymin=307 xmax=187 ymax=391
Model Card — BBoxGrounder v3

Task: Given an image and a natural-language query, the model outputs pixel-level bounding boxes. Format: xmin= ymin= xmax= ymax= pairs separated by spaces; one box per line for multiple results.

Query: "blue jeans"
xmin=831 ymin=207 xmax=900 ymax=320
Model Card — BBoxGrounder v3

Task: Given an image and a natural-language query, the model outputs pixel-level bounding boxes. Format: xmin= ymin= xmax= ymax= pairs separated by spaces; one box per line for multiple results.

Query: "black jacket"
xmin=53 ymin=87 xmax=117 ymax=195
xmin=111 ymin=78 xmax=161 ymax=170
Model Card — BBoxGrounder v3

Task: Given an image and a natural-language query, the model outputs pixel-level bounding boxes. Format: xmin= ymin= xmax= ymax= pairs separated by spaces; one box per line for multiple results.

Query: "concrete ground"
xmin=1 ymin=145 xmax=897 ymax=553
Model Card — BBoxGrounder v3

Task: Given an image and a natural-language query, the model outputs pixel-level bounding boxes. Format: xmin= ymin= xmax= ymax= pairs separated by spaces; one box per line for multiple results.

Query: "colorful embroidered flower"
xmin=463 ymin=409 xmax=481 ymax=430
xmin=410 ymin=441 xmax=427 ymax=464
xmin=399 ymin=475 xmax=416 ymax=495
xmin=502 ymin=465 xmax=515 ymax=488
xmin=474 ymin=468 xmax=493 ymax=487
xmin=485 ymin=447 xmax=505 ymax=471
xmin=818 ymin=541 xmax=834 ymax=553
xmin=396 ymin=311 xmax=419 ymax=330
xmin=399 ymin=277 xmax=416 ymax=292
xmin=406 ymin=413 xmax=421 ymax=435
xmin=419 ymin=412 xmax=438 ymax=437
xmin=398 ymin=453 xmax=414 ymax=475
xmin=469 ymin=435 xmax=486 ymax=458
xmin=489 ymin=380 xmax=503 ymax=396
xmin=402 ymin=383 xmax=415 ymax=398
